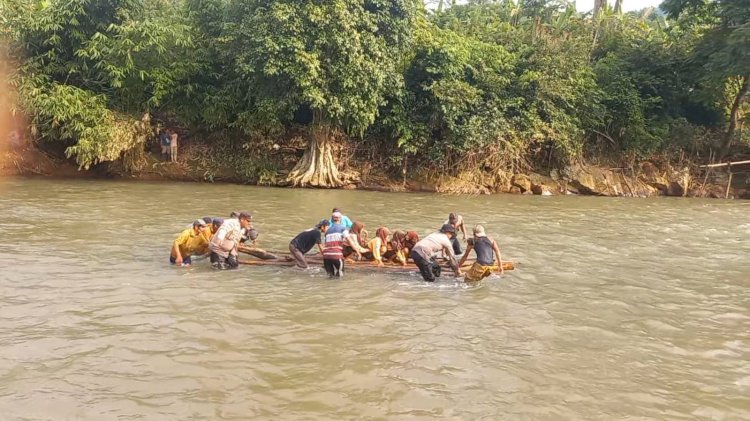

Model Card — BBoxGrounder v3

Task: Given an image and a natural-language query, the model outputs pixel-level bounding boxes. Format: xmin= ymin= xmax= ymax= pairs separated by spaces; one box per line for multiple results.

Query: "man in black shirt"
xmin=289 ymin=220 xmax=330 ymax=268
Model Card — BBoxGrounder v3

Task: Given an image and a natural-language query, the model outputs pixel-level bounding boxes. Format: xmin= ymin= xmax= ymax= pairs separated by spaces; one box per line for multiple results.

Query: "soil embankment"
xmin=3 ymin=142 xmax=749 ymax=199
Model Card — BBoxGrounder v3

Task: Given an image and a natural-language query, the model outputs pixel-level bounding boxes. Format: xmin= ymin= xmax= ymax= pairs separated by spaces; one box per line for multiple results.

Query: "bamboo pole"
xmin=699 ymin=160 xmax=750 ymax=168
xmin=726 ymin=170 xmax=733 ymax=199
xmin=238 ymin=256 xmax=515 ymax=272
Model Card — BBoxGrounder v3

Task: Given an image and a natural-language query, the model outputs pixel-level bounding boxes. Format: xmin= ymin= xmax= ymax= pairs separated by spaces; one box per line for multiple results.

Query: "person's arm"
xmin=315 ymin=232 xmax=324 ymax=254
xmin=172 ymin=230 xmax=190 ymax=265
xmin=458 ymin=242 xmax=474 ymax=267
xmin=371 ymin=238 xmax=384 ymax=266
xmin=441 ymin=236 xmax=461 ymax=276
xmin=172 ymin=240 xmax=183 ymax=264
xmin=349 ymin=233 xmax=367 ymax=254
xmin=443 ymin=245 xmax=462 ymax=276
xmin=459 ymin=220 xmax=467 ymax=240
xmin=492 ymin=240 xmax=504 ymax=275
xmin=394 ymin=249 xmax=406 ymax=266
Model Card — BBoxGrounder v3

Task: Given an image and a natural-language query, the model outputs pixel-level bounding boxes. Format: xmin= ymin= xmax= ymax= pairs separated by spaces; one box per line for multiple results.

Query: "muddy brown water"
xmin=0 ymin=178 xmax=748 ymax=419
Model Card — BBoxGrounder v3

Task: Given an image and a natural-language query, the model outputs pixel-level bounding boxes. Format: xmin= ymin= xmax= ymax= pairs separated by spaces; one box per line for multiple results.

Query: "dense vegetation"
xmin=1 ymin=0 xmax=748 ymax=186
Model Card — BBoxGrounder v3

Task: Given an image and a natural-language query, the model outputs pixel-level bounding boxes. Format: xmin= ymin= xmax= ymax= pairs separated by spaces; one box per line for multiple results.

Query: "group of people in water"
xmin=170 ymin=208 xmax=504 ymax=282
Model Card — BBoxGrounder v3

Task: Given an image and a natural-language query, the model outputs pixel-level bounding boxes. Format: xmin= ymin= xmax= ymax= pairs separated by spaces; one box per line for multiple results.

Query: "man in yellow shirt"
xmin=170 ymin=219 xmax=209 ymax=266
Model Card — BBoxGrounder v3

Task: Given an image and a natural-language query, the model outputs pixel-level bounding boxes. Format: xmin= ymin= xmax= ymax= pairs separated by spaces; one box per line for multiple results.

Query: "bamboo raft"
xmin=237 ymin=245 xmax=515 ymax=273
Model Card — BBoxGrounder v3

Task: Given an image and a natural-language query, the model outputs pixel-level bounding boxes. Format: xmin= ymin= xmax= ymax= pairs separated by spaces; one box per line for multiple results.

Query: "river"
xmin=0 ymin=178 xmax=748 ymax=419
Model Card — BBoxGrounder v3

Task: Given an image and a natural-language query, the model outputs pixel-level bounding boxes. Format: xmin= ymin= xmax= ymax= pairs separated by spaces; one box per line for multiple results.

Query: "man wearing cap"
xmin=459 ymin=225 xmax=504 ymax=282
xmin=170 ymin=219 xmax=209 ymax=266
xmin=209 ymin=211 xmax=252 ymax=269
xmin=328 ymin=207 xmax=353 ymax=229
xmin=410 ymin=224 xmax=462 ymax=282
xmin=289 ymin=220 xmax=330 ymax=268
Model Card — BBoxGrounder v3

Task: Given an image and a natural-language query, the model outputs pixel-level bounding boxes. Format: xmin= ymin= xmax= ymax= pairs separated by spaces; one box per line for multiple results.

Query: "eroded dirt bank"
xmin=2 ymin=143 xmax=748 ymax=199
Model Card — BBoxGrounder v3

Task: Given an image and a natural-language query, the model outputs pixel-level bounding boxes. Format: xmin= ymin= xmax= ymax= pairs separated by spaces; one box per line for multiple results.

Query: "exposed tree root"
xmin=286 ymin=119 xmax=346 ymax=188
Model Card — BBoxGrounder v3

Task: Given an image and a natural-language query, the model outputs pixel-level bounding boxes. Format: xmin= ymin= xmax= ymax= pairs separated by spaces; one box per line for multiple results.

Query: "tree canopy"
xmin=1 ymin=0 xmax=747 ymax=176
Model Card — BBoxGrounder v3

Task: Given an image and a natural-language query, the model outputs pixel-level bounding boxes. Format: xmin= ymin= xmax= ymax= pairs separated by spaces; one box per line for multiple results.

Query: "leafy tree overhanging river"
xmin=0 ymin=0 xmax=748 ymax=194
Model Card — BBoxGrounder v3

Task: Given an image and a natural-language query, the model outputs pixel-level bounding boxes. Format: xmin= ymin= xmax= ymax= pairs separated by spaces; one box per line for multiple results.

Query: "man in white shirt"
xmin=411 ymin=224 xmax=463 ymax=282
xmin=209 ymin=211 xmax=252 ymax=269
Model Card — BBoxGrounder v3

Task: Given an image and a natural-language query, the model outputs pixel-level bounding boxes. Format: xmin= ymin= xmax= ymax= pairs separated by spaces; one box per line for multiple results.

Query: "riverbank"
xmin=2 ymin=141 xmax=749 ymax=199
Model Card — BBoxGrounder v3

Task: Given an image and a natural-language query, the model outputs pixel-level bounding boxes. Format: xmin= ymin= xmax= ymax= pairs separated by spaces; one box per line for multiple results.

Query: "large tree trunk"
xmin=722 ymin=74 xmax=750 ymax=156
xmin=593 ymin=0 xmax=605 ymax=18
xmin=614 ymin=0 xmax=622 ymax=14
xmin=286 ymin=110 xmax=344 ymax=188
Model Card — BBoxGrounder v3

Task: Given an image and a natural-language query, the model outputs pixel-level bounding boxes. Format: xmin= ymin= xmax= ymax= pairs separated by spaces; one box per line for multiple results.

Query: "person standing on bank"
xmin=289 ymin=220 xmax=330 ymax=268
xmin=169 ymin=129 xmax=179 ymax=162
xmin=458 ymin=225 xmax=504 ymax=282
xmin=159 ymin=128 xmax=171 ymax=161
xmin=410 ymin=224 xmax=462 ymax=282
xmin=209 ymin=211 xmax=252 ymax=269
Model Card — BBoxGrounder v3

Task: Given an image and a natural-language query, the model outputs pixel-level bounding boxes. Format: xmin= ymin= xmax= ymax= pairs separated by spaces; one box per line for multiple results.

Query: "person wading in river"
xmin=443 ymin=212 xmax=467 ymax=255
xmin=322 ymin=213 xmax=349 ymax=277
xmin=170 ymin=219 xmax=209 ymax=266
xmin=209 ymin=211 xmax=251 ymax=270
xmin=365 ymin=227 xmax=391 ymax=267
xmin=289 ymin=219 xmax=329 ymax=269
xmin=411 ymin=224 xmax=462 ymax=282
xmin=458 ymin=225 xmax=504 ymax=282
xmin=328 ymin=207 xmax=353 ymax=229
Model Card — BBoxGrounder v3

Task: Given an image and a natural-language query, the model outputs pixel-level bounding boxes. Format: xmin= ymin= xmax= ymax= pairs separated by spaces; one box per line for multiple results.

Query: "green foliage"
xmin=383 ymin=27 xmax=522 ymax=164
xmin=1 ymin=0 xmax=197 ymax=167
xmin=227 ymin=0 xmax=414 ymax=135
xmin=2 ymin=0 xmax=747 ymax=177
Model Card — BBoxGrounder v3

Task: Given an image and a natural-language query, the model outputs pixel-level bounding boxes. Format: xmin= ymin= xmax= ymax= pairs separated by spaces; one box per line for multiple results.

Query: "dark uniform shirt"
xmin=472 ymin=237 xmax=495 ymax=265
xmin=291 ymin=229 xmax=322 ymax=254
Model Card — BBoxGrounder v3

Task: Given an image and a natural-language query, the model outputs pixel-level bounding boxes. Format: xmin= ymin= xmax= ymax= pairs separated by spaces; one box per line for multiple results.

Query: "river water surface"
xmin=0 ymin=178 xmax=748 ymax=419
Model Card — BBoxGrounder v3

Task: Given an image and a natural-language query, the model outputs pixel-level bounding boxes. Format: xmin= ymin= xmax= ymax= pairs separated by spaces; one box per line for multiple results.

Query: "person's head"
xmin=238 ymin=211 xmax=252 ymax=229
xmin=229 ymin=211 xmax=240 ymax=218
xmin=376 ymin=227 xmax=391 ymax=241
xmin=440 ymin=223 xmax=455 ymax=239
xmin=192 ymin=219 xmax=207 ymax=233
xmin=201 ymin=216 xmax=213 ymax=225
xmin=212 ymin=217 xmax=224 ymax=232
xmin=332 ymin=207 xmax=340 ymax=213
xmin=473 ymin=225 xmax=486 ymax=238
xmin=316 ymin=219 xmax=330 ymax=233
xmin=247 ymin=228 xmax=259 ymax=241
xmin=352 ymin=221 xmax=364 ymax=234
xmin=331 ymin=211 xmax=342 ymax=224
xmin=448 ymin=213 xmax=458 ymax=225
